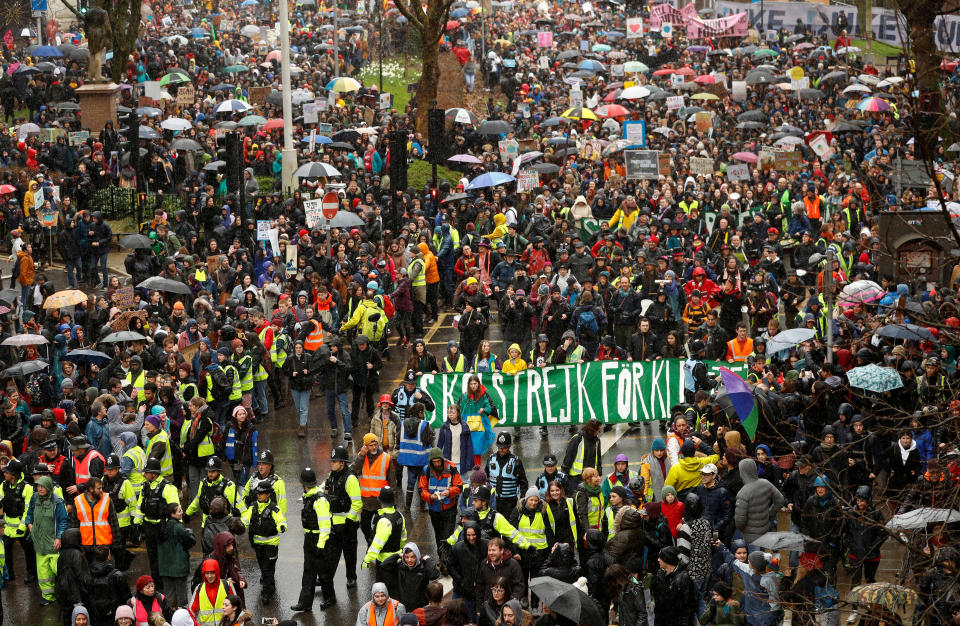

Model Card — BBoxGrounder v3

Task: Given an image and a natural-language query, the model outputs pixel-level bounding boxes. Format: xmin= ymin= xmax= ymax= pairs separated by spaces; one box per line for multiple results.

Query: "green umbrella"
xmin=223 ymin=64 xmax=250 ymax=73
xmin=623 ymin=61 xmax=649 ymax=73
xmin=753 ymin=49 xmax=778 ymax=57
xmin=159 ymin=70 xmax=191 ymax=86
xmin=846 ymin=364 xmax=903 ymax=393
xmin=237 ymin=115 xmax=266 ymax=126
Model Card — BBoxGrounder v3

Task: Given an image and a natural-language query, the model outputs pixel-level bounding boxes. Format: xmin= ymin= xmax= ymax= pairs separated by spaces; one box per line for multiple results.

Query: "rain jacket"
xmin=734 ymin=459 xmax=785 ymax=543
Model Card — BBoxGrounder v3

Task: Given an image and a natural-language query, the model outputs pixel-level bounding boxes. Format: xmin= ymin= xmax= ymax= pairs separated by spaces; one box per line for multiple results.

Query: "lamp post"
xmin=278 ymin=0 xmax=297 ymax=193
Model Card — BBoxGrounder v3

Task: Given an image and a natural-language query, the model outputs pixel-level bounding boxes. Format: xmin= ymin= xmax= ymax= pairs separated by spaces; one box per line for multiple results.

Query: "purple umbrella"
xmin=448 ymin=154 xmax=483 ymax=164
xmin=687 ymin=45 xmax=710 ymax=53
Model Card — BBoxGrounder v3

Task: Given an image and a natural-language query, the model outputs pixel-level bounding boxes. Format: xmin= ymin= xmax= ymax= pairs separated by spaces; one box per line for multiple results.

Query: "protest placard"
xmin=249 ymin=86 xmax=271 ymax=106
xmin=303 ymin=102 xmax=318 ymax=124
xmin=538 ymin=32 xmax=553 ymax=47
xmin=177 ymin=85 xmax=195 ymax=106
xmin=116 ymin=287 xmax=137 ymax=309
xmin=774 ymin=151 xmax=803 ymax=172
xmin=517 ymin=170 xmax=540 ymax=192
xmin=666 ymin=95 xmax=684 ymax=110
xmin=622 ymin=120 xmax=646 ymax=146
xmin=68 ymin=131 xmax=89 ymax=146
xmin=624 ymin=150 xmax=660 ymax=180
xmin=569 ymin=89 xmax=583 ymax=109
xmin=318 ymin=122 xmax=333 ymax=135
xmin=690 ymin=156 xmax=715 ymax=176
xmin=626 ymin=17 xmax=644 ymax=38
xmin=727 ymin=162 xmax=750 ymax=182
xmin=695 ymin=112 xmax=713 ymax=133
xmin=731 ymin=81 xmax=747 ymax=101
xmin=498 ymin=139 xmax=519 ymax=164
xmin=285 ymin=245 xmax=298 ymax=276
xmin=659 ymin=152 xmax=672 ymax=176
xmin=257 ymin=220 xmax=271 ymax=241
xmin=379 ymin=93 xmax=392 ymax=110
xmin=304 ymin=199 xmax=323 ymax=228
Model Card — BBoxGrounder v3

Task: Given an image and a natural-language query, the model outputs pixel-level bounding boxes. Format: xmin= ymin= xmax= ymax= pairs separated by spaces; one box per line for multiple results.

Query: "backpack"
xmin=380 ymin=294 xmax=395 ymax=319
xmin=814 ymin=582 xmax=839 ymax=609
xmin=577 ymin=309 xmax=599 ymax=340
xmin=209 ymin=368 xmax=232 ymax=402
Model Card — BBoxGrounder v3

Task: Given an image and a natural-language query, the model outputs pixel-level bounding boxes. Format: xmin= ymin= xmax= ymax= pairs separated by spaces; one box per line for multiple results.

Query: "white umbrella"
xmin=215 ymin=99 xmax=253 ymax=113
xmin=161 ymin=117 xmax=192 ymax=131
xmin=842 ymin=84 xmax=871 ymax=95
xmin=619 ymin=85 xmax=650 ymax=100
xmin=877 ymin=76 xmax=903 ymax=88
xmin=291 ymin=88 xmax=315 ymax=104
xmin=241 ymin=25 xmax=261 ymax=37
xmin=886 ymin=508 xmax=960 ymax=530
xmin=857 ymin=73 xmax=880 ymax=86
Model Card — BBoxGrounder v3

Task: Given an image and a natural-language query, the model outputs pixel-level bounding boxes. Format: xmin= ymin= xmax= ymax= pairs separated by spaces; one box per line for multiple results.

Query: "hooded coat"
xmin=158 ymin=513 xmax=197 ymax=578
xmin=56 ymin=528 xmax=90 ymax=606
xmin=379 ymin=542 xmax=440 ymax=611
xmin=356 ymin=582 xmax=407 ymax=626
xmin=734 ymin=458 xmax=785 ymax=543
xmin=449 ymin=520 xmax=487 ymax=598
xmin=604 ymin=506 xmax=656 ymax=566
xmin=650 ymin=561 xmax=698 ymax=626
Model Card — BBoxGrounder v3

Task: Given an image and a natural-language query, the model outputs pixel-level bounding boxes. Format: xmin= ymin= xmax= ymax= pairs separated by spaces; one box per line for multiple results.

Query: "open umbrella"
xmin=848 ymin=583 xmax=917 ymax=610
xmin=717 ymin=367 xmax=760 ymax=439
xmin=529 ymin=577 xmax=605 ymax=626
xmin=43 ymin=289 xmax=88 ymax=310
xmin=64 ymin=350 xmax=113 ymax=366
xmin=752 ymin=531 xmax=817 ymax=551
xmin=119 ymin=234 xmax=153 ymax=249
xmin=448 ymin=154 xmax=483 ymax=164
xmin=529 ymin=162 xmax=560 ymax=175
xmin=738 ymin=110 xmax=767 ymax=122
xmin=766 ymin=327 xmax=817 ymax=354
xmin=596 ymin=104 xmax=629 ymax=118
xmin=561 ymin=107 xmax=599 ymax=121
xmin=618 ymin=85 xmax=650 ymax=100
xmin=441 ymin=192 xmax=473 ymax=204
xmin=886 ymin=507 xmax=960 ymax=529
xmin=858 ymin=97 xmax=890 ymax=112
xmin=294 ymin=162 xmax=341 ymax=178
xmin=1 ymin=334 xmax=49 ymax=346
xmin=161 ymin=117 xmax=192 ymax=131
xmin=2 ymin=360 xmax=49 ymax=377
xmin=137 ymin=277 xmax=193 ymax=295
xmin=745 ymin=71 xmax=775 ymax=85
xmin=846 ymin=364 xmax=903 ymax=393
xmin=159 ymin=70 xmax=191 ymax=86
xmin=0 ymin=289 xmax=19 ymax=304
xmin=326 ymin=76 xmax=361 ymax=92
xmin=839 ymin=279 xmax=883 ymax=305
xmin=466 ymin=172 xmax=516 ymax=190
xmin=99 ymin=331 xmax=149 ymax=344
xmin=326 ymin=212 xmax=365 ymax=228
xmin=477 ymin=120 xmax=511 ymax=135
xmin=445 ymin=108 xmax=478 ymax=125
xmin=623 ymin=61 xmax=649 ymax=73
xmin=203 ymin=160 xmax=226 ymax=171
xmin=223 ymin=65 xmax=250 ymax=73
xmin=876 ymin=324 xmax=937 ymax=342
xmin=732 ymin=152 xmax=758 ymax=163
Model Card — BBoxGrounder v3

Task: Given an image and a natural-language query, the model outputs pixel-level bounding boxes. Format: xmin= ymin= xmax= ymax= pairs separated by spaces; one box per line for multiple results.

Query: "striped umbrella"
xmin=326 ymin=76 xmax=361 ymax=93
xmin=561 ymin=107 xmax=599 ymax=121
xmin=858 ymin=97 xmax=890 ymax=112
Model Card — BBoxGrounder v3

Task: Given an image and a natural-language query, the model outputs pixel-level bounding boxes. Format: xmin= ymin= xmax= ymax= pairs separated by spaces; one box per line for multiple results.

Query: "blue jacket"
xmin=695 ymin=482 xmax=732 ymax=533
xmin=85 ymin=416 xmax=113 ymax=459
xmin=225 ymin=425 xmax=258 ymax=466
xmin=718 ymin=545 xmax=779 ymax=625
xmin=437 ymin=419 xmax=474 ymax=475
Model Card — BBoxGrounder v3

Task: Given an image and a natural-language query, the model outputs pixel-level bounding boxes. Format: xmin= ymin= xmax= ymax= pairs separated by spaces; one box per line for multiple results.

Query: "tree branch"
xmin=61 ymin=0 xmax=83 ymax=19
xmin=393 ymin=0 xmax=424 ymax=31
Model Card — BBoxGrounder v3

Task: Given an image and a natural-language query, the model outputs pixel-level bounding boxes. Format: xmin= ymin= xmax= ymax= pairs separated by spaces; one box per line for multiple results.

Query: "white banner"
xmin=727 ymin=162 xmax=750 ymax=182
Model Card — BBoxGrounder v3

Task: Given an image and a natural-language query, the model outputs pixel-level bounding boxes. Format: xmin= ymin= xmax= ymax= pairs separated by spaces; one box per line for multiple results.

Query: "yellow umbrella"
xmin=691 ymin=92 xmax=719 ymax=101
xmin=561 ymin=107 xmax=599 ymax=121
xmin=43 ymin=289 xmax=88 ymax=310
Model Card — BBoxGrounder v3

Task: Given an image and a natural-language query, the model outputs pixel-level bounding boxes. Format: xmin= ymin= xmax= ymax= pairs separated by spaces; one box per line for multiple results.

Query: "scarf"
xmin=582 ymin=481 xmax=602 ymax=496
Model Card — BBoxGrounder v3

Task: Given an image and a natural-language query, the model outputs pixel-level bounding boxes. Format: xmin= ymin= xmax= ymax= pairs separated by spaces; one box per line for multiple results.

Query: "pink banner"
xmin=685 ymin=12 xmax=749 ymax=39
xmin=649 ymin=2 xmax=697 ymax=28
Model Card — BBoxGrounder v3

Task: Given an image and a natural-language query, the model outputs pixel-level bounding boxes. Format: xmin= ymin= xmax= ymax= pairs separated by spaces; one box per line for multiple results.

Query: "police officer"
xmin=290 ymin=468 xmax=336 ymax=612
xmin=486 ymin=432 xmax=528 ymax=515
xmin=102 ymin=453 xmax=141 ymax=571
xmin=362 ymin=486 xmax=406 ymax=584
xmin=535 ymin=454 xmax=569 ymax=497
xmin=683 ymin=340 xmax=719 ymax=404
xmin=324 ymin=445 xmax=362 ymax=588
xmin=185 ymin=456 xmax=238 ymax=526
xmin=1 ymin=459 xmax=36 ymax=583
xmin=240 ymin=450 xmax=287 ymax=517
xmin=241 ymin=481 xmax=287 ymax=605
xmin=446 ymin=485 xmax=530 ymax=550
xmin=135 ymin=457 xmax=181 ymax=588
xmin=391 ymin=369 xmax=436 ymax=421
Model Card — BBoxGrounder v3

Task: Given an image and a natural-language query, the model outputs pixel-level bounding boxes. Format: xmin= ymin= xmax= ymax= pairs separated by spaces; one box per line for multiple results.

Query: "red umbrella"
xmin=0 ymin=184 xmax=15 ymax=194
xmin=652 ymin=68 xmax=675 ymax=76
xmin=446 ymin=20 xmax=461 ymax=30
xmin=675 ymin=67 xmax=696 ymax=76
xmin=596 ymin=104 xmax=630 ymax=118
xmin=262 ymin=119 xmax=284 ymax=131
xmin=603 ymin=89 xmax=622 ymax=102
xmin=694 ymin=75 xmax=716 ymax=85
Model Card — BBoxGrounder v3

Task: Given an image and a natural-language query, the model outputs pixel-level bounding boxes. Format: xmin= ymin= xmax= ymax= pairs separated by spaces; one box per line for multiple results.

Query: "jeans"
xmin=64 ymin=257 xmax=80 ymax=287
xmin=233 ymin=463 xmax=251 ymax=489
xmin=253 ymin=380 xmax=269 ymax=416
xmin=161 ymin=576 xmax=190 ymax=609
xmin=464 ymin=73 xmax=475 ymax=93
xmin=292 ymin=389 xmax=311 ymax=427
xmin=325 ymin=390 xmax=352 ymax=432
xmin=91 ymin=252 xmax=108 ymax=285
xmin=19 ymin=284 xmax=31 ymax=315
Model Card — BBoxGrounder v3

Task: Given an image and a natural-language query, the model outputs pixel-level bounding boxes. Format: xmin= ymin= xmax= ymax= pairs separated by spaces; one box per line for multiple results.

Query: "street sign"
xmin=31 ymin=0 xmax=47 ymax=12
xmin=321 ymin=192 xmax=339 ymax=219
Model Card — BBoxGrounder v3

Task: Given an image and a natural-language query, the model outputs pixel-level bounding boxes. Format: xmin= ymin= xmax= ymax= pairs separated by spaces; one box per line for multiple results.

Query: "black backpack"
xmin=209 ymin=367 xmax=232 ymax=402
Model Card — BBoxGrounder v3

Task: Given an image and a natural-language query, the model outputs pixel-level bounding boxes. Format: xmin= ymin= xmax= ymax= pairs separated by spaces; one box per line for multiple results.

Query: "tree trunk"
xmin=109 ymin=0 xmax=140 ymax=84
xmin=416 ymin=24 xmax=442 ymax=135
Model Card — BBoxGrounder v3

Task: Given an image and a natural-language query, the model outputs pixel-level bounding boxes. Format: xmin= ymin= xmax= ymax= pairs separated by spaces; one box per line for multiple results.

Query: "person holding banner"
xmin=457 ymin=376 xmax=498 ymax=467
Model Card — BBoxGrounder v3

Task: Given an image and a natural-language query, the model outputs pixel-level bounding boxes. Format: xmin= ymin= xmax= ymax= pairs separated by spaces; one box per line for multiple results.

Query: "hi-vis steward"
xmin=419 ymin=359 xmax=744 ymax=427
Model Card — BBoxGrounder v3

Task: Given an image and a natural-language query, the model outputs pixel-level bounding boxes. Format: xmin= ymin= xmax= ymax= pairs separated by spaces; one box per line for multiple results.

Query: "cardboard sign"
xmin=115 ymin=286 xmax=137 ymax=309
xmin=659 ymin=152 xmax=672 ymax=175
xmin=626 ymin=17 xmax=644 ymax=38
xmin=303 ymin=102 xmax=318 ymax=124
xmin=809 ymin=134 xmax=832 ymax=159
xmin=249 ymin=86 xmax=271 ymax=106
xmin=622 ymin=120 xmax=646 ymax=146
xmin=732 ymin=81 xmax=747 ymax=101
xmin=689 ymin=156 xmax=714 ymax=176
xmin=68 ymin=130 xmax=89 ymax=146
xmin=759 ymin=150 xmax=777 ymax=171
xmin=304 ymin=198 xmax=323 ymax=228
xmin=774 ymin=151 xmax=803 ymax=172
xmin=38 ymin=205 xmax=58 ymax=228
xmin=256 ymin=220 xmax=271 ymax=241
xmin=379 ymin=93 xmax=392 ymax=110
xmin=695 ymin=112 xmax=712 ymax=133
xmin=727 ymin=162 xmax=750 ymax=181
xmin=498 ymin=139 xmax=519 ymax=164
xmin=670 ymin=73 xmax=684 ymax=88
xmin=537 ymin=31 xmax=553 ymax=47
xmin=666 ymin=95 xmax=684 ymax=110
xmin=177 ymin=85 xmax=195 ymax=106
xmin=569 ymin=89 xmax=583 ymax=109
xmin=624 ymin=150 xmax=660 ymax=180
xmin=517 ymin=170 xmax=540 ymax=192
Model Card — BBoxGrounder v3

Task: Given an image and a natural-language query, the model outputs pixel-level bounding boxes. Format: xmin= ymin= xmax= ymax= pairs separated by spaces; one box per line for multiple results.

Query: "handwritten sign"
xmin=303 ymin=102 xmax=318 ymax=124
xmin=116 ymin=286 xmax=137 ymax=309
xmin=622 ymin=120 xmax=646 ymax=146
xmin=517 ymin=170 xmax=540 ymax=192
xmin=304 ymin=198 xmax=323 ymax=228
xmin=537 ymin=31 xmax=554 ymax=47
xmin=256 ymin=220 xmax=271 ymax=241
xmin=774 ymin=151 xmax=803 ymax=172
xmin=177 ymin=85 xmax=195 ymax=106
xmin=666 ymin=95 xmax=684 ymax=110
xmin=249 ymin=86 xmax=271 ymax=107
xmin=318 ymin=122 xmax=333 ymax=135
xmin=498 ymin=139 xmax=519 ymax=164
xmin=68 ymin=130 xmax=89 ymax=146
xmin=659 ymin=152 xmax=672 ymax=176
xmin=727 ymin=162 xmax=750 ymax=181
xmin=689 ymin=156 xmax=714 ymax=176
xmin=695 ymin=112 xmax=712 ymax=133
xmin=626 ymin=17 xmax=644 ymax=38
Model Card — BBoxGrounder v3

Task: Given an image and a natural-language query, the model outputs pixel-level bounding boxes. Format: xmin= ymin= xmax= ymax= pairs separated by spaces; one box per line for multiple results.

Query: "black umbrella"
xmin=556 ymin=50 xmax=581 ymax=60
xmin=477 ymin=120 xmax=511 ymax=135
xmin=876 ymin=324 xmax=938 ymax=342
xmin=736 ymin=121 xmax=766 ymax=130
xmin=119 ymin=234 xmax=153 ymax=249
xmin=2 ymin=359 xmax=49 ymax=377
xmin=209 ymin=83 xmax=236 ymax=92
xmin=529 ymin=577 xmax=604 ymax=626
xmin=54 ymin=101 xmax=80 ymax=110
xmin=820 ymin=70 xmax=849 ymax=85
xmin=529 ymin=162 xmax=560 ymax=174
xmin=828 ymin=121 xmax=862 ymax=133
xmin=784 ymin=34 xmax=805 ymax=44
xmin=171 ymin=138 xmax=202 ymax=151
xmin=137 ymin=277 xmax=194 ymax=295
xmin=99 ymin=331 xmax=149 ymax=344
xmin=0 ymin=288 xmax=20 ymax=304
xmin=745 ymin=71 xmax=774 ymax=85
xmin=265 ymin=91 xmax=283 ymax=106
xmin=138 ymin=126 xmax=160 ymax=140
xmin=64 ymin=350 xmax=113 ymax=366
xmin=797 ymin=88 xmax=825 ymax=100
xmin=203 ymin=160 xmax=226 ymax=171
xmin=326 ymin=141 xmax=356 ymax=150
xmin=331 ymin=130 xmax=361 ymax=142
xmin=737 ymin=109 xmax=766 ymax=122
xmin=442 ymin=192 xmax=473 ymax=204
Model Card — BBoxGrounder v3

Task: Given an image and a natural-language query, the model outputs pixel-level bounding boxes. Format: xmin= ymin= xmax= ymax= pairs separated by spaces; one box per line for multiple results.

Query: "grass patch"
xmin=358 ymin=56 xmax=421 ymax=112
xmin=851 ymin=39 xmax=903 ymax=59
xmin=407 ymin=159 xmax=462 ymax=190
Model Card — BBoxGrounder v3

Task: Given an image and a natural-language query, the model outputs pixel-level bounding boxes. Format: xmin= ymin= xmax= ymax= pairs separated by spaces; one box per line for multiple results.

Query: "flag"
xmin=719 ymin=366 xmax=759 ymax=440
xmin=3 ymin=30 xmax=12 ymax=50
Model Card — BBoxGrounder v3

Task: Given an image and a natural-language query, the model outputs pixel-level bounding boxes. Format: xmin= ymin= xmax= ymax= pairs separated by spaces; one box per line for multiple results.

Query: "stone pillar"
xmin=75 ymin=82 xmax=120 ymax=134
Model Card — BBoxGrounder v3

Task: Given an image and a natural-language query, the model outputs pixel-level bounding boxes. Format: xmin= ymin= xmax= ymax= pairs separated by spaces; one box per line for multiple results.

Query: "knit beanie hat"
xmin=748 ymin=551 xmax=767 ymax=572
xmin=651 ymin=437 xmax=666 ymax=451
xmin=659 ymin=546 xmax=680 ymax=566
xmin=470 ymin=468 xmax=488 ymax=484
xmin=136 ymin=575 xmax=154 ymax=592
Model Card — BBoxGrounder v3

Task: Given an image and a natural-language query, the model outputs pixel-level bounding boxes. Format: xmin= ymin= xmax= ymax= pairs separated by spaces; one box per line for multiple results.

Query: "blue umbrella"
xmin=301 ymin=135 xmax=333 ymax=144
xmin=241 ymin=0 xmax=258 ymax=5
xmin=466 ymin=172 xmax=516 ymax=190
xmin=32 ymin=45 xmax=63 ymax=57
xmin=578 ymin=59 xmax=604 ymax=72
xmin=451 ymin=8 xmax=469 ymax=17
xmin=191 ymin=27 xmax=206 ymax=38
xmin=64 ymin=349 xmax=113 ymax=366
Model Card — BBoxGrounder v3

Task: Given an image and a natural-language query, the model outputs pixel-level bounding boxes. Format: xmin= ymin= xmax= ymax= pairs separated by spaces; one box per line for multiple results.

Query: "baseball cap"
xmin=700 ymin=463 xmax=718 ymax=474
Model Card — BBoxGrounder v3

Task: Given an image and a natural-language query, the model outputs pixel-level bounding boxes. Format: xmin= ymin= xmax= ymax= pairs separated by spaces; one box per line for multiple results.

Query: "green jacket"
xmin=157 ymin=518 xmax=196 ymax=578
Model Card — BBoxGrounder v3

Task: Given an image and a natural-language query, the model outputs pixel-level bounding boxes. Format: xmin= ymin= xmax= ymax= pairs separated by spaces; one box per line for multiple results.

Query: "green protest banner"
xmin=418 ymin=359 xmax=745 ymax=427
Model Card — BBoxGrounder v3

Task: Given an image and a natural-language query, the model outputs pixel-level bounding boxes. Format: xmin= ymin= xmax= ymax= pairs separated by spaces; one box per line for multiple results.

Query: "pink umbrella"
xmin=732 ymin=152 xmax=758 ymax=163
xmin=448 ymin=154 xmax=483 ymax=164
xmin=261 ymin=118 xmax=284 ymax=131
xmin=266 ymin=50 xmax=282 ymax=62
xmin=694 ymin=75 xmax=716 ymax=85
